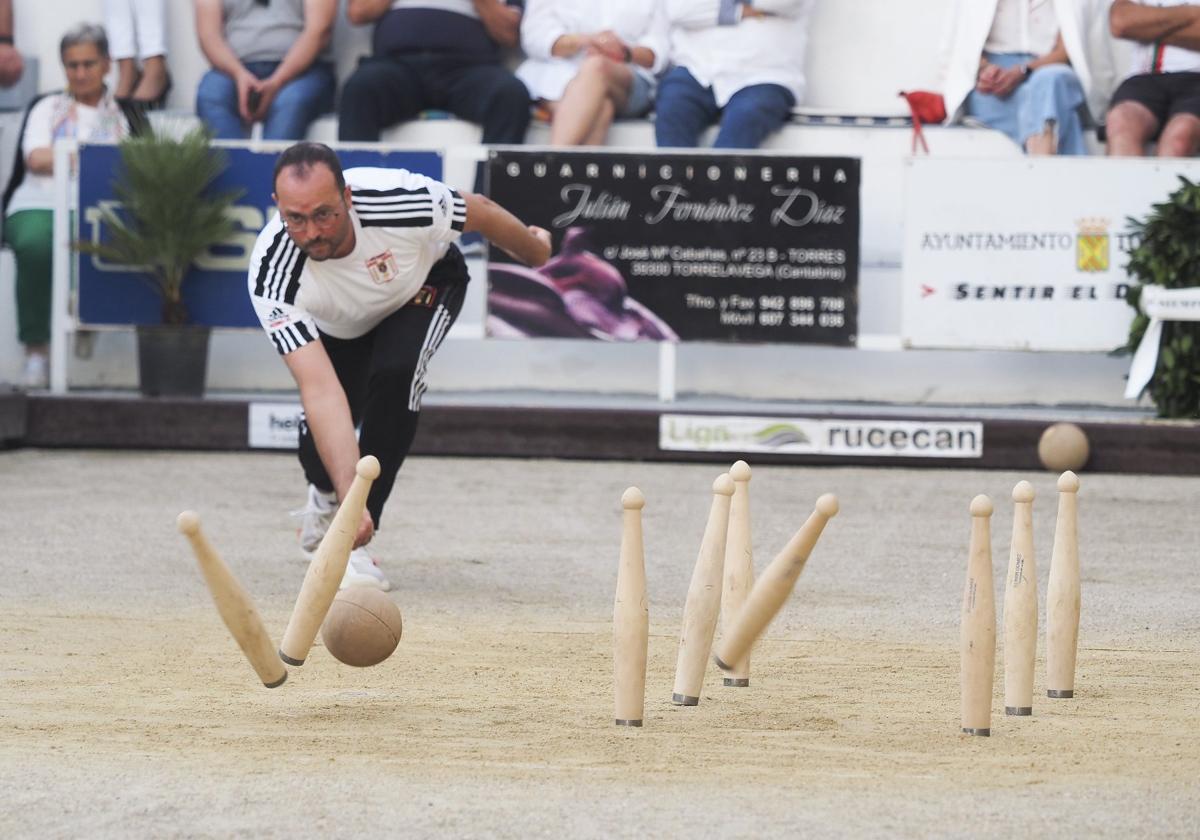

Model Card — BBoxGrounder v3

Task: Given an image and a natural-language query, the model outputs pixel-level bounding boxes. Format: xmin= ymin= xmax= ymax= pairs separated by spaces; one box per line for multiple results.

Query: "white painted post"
xmin=49 ymin=139 xmax=76 ymax=394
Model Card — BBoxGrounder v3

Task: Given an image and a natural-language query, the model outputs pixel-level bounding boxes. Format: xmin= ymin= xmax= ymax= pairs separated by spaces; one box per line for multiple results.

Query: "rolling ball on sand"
xmin=321 ymin=587 xmax=403 ymax=667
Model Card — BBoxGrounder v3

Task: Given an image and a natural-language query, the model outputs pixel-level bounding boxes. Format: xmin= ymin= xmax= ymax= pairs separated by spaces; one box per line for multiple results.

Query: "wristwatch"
xmin=1020 ymin=64 xmax=1033 ymax=81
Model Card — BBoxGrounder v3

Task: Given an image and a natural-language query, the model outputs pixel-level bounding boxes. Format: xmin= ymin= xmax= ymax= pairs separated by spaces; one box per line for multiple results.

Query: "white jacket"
xmin=665 ymin=0 xmax=816 ymax=107
xmin=516 ymin=0 xmax=670 ymax=102
xmin=940 ymin=0 xmax=1119 ymax=123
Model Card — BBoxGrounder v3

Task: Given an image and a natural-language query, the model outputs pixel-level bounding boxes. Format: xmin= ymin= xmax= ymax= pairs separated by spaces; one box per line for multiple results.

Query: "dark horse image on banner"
xmin=487 ymin=227 xmax=678 ymax=341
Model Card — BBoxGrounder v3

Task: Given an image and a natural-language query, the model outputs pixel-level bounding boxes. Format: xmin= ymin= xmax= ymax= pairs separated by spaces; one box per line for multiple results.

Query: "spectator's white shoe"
xmin=340 ymin=547 xmax=391 ymax=591
xmin=22 ymin=352 xmax=48 ymax=390
xmin=293 ymin=484 xmax=336 ymax=559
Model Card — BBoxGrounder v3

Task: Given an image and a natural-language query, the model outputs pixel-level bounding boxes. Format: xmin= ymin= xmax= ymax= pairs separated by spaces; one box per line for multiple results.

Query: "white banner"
xmin=248 ymin=402 xmax=303 ymax=449
xmin=902 ymin=158 xmax=1200 ymax=351
xmin=1124 ymin=286 xmax=1200 ymax=399
xmin=659 ymin=414 xmax=983 ymax=459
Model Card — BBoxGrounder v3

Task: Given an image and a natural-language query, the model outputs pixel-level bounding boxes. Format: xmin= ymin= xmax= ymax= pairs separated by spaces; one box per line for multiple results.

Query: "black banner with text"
xmin=485 ymin=150 xmax=859 ymax=344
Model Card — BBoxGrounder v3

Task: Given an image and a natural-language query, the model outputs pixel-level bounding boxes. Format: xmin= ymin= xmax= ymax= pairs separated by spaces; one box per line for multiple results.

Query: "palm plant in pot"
xmin=77 ymin=125 xmax=242 ymax=397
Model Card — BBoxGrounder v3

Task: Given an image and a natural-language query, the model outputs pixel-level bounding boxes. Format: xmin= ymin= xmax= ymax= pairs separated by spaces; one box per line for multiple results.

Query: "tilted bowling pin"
xmin=177 ymin=511 xmax=288 ymax=688
xmin=614 ymin=487 xmax=649 ymax=727
xmin=714 ymin=493 xmax=839 ymax=675
xmin=1046 ymin=471 xmax=1081 ymax=698
xmin=671 ymin=473 xmax=735 ymax=706
xmin=1004 ymin=481 xmax=1037 ymax=716
xmin=961 ymin=495 xmax=996 ymax=736
xmin=720 ymin=460 xmax=754 ymax=687
xmin=279 ymin=455 xmax=381 ymax=666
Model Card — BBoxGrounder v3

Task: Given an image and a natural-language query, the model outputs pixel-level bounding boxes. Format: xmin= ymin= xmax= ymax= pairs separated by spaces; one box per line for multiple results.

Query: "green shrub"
xmin=1122 ymin=176 xmax=1200 ymax=418
xmin=77 ymin=126 xmax=243 ymax=325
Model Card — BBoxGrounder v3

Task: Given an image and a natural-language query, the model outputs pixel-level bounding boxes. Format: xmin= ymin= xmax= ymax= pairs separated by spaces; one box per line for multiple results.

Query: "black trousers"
xmin=298 ymin=246 xmax=469 ymax=528
xmin=337 ymin=53 xmax=531 ymax=144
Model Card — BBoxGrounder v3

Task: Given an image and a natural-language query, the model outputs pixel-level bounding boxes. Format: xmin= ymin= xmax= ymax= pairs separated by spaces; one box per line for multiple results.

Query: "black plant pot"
xmin=136 ymin=324 xmax=211 ymax=397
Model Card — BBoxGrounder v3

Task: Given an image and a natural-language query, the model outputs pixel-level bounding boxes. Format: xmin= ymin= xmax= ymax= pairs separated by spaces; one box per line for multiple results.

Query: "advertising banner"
xmin=902 ymin=157 xmax=1200 ymax=351
xmin=486 ymin=150 xmax=860 ymax=345
xmin=659 ymin=414 xmax=983 ymax=459
xmin=77 ymin=144 xmax=442 ymax=328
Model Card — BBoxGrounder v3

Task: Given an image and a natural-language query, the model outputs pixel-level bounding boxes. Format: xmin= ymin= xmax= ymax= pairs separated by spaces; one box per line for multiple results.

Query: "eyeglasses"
xmin=281 ymin=207 xmax=341 ymax=231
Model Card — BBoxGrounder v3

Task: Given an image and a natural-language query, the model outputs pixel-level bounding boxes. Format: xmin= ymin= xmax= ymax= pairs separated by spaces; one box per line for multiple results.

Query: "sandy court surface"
xmin=1 ymin=450 xmax=1198 ymax=838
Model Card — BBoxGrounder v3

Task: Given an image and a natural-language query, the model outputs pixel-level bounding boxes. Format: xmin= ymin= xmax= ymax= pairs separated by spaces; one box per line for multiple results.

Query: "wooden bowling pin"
xmin=961 ymin=494 xmax=996 ymax=736
xmin=614 ymin=487 xmax=649 ymax=727
xmin=279 ymin=455 xmax=381 ymax=666
xmin=714 ymin=493 xmax=839 ymax=675
xmin=1046 ymin=471 xmax=1081 ymax=698
xmin=671 ymin=473 xmax=735 ymax=706
xmin=720 ymin=460 xmax=754 ymax=687
xmin=1004 ymin=481 xmax=1037 ymax=716
xmin=177 ymin=511 xmax=287 ymax=688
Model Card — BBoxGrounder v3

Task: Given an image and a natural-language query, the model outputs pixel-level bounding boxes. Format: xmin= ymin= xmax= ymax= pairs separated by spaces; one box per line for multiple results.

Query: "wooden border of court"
xmin=9 ymin=393 xmax=1200 ymax=475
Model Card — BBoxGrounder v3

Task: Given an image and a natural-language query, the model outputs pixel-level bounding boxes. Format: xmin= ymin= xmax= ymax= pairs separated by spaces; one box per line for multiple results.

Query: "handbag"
xmin=898 ymin=91 xmax=947 ymax=155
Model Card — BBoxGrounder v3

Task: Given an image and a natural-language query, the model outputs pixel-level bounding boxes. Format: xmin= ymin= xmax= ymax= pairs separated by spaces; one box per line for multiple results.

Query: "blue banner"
xmin=77 ymin=144 xmax=443 ymax=327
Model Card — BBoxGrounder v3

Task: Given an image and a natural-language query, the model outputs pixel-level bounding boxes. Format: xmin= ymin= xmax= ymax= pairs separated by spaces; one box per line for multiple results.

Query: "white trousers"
xmin=103 ymin=0 xmax=167 ymax=61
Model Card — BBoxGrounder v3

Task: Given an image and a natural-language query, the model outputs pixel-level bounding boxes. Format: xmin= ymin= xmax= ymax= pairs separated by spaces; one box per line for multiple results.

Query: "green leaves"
xmin=76 ymin=127 xmax=243 ymax=325
xmin=1123 ymin=177 xmax=1200 ymax=418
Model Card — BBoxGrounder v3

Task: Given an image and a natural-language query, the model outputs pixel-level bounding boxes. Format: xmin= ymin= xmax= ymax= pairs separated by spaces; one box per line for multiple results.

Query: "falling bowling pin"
xmin=671 ymin=473 xmax=735 ymax=706
xmin=720 ymin=460 xmax=754 ymax=687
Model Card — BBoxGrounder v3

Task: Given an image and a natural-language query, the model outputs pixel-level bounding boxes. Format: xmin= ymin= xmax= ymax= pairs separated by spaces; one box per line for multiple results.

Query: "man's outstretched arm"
xmin=462 ymin=192 xmax=552 ymax=267
xmin=283 ymin=340 xmax=375 ymax=547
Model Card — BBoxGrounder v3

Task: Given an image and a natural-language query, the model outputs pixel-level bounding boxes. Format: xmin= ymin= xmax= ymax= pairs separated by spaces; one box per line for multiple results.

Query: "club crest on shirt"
xmin=411 ymin=285 xmax=438 ymax=307
xmin=366 ymin=250 xmax=400 ymax=285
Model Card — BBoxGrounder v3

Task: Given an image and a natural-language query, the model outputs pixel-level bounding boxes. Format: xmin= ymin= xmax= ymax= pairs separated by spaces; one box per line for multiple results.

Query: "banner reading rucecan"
xmin=485 ymin=150 xmax=859 ymax=345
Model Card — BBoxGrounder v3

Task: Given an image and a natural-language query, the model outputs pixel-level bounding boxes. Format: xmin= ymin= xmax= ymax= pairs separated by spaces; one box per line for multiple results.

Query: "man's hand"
xmin=354 ymin=508 xmax=375 ymax=548
xmin=589 ymin=30 xmax=628 ymax=61
xmin=529 ymin=226 xmax=552 ymax=264
xmin=250 ymin=76 xmax=282 ymax=122
xmin=236 ymin=70 xmax=259 ymax=123
xmin=976 ymin=61 xmax=1024 ymax=98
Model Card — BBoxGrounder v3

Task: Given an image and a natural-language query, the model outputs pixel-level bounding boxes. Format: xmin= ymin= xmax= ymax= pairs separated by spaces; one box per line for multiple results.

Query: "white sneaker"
xmin=292 ymin=484 xmax=336 ymax=559
xmin=22 ymin=352 xmax=48 ymax=390
xmin=340 ymin=547 xmax=391 ymax=591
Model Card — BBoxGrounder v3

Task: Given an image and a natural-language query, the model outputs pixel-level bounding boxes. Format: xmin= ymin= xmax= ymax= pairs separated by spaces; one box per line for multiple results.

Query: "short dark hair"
xmin=273 ymin=142 xmax=346 ymax=193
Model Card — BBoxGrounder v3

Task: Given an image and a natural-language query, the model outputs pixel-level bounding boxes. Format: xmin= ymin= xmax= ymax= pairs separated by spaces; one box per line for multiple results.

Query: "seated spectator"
xmin=516 ymin=0 xmax=668 ymax=146
xmin=194 ymin=0 xmax=336 ymax=140
xmin=339 ymin=0 xmax=530 ymax=145
xmin=2 ymin=25 xmax=131 ymax=389
xmin=655 ymin=0 xmax=814 ymax=149
xmin=104 ymin=0 xmax=171 ymax=106
xmin=941 ymin=0 xmax=1096 ymax=155
xmin=0 ymin=0 xmax=24 ymax=88
xmin=1107 ymin=0 xmax=1200 ymax=156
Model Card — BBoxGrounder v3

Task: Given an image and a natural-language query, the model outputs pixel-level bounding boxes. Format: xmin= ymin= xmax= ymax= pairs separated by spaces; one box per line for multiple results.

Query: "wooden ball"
xmin=1037 ymin=423 xmax=1090 ymax=473
xmin=320 ymin=587 xmax=403 ymax=667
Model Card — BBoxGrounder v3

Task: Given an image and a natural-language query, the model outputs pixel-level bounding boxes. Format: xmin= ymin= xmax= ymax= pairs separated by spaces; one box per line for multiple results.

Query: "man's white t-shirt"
xmin=1125 ymin=0 xmax=1200 ymax=75
xmin=248 ymin=166 xmax=467 ymax=355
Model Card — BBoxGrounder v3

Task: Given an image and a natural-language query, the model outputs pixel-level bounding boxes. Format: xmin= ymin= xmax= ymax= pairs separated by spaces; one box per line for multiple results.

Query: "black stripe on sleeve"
xmin=281 ymin=249 xmax=308 ymax=306
xmin=253 ymin=227 xmax=289 ymax=298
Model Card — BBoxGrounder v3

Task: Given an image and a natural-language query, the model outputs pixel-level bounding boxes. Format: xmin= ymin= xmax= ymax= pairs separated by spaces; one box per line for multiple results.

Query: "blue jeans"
xmin=196 ymin=60 xmax=335 ymax=141
xmin=655 ymin=66 xmax=795 ymax=149
xmin=966 ymin=52 xmax=1087 ymax=155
